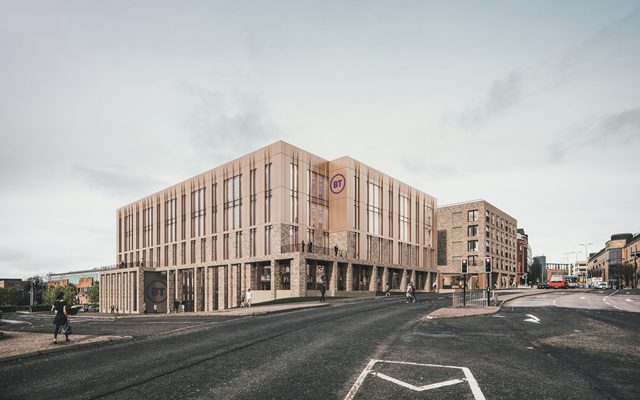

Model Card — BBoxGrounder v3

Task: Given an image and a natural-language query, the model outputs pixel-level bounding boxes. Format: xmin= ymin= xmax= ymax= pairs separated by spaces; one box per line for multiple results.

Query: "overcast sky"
xmin=1 ymin=0 xmax=639 ymax=280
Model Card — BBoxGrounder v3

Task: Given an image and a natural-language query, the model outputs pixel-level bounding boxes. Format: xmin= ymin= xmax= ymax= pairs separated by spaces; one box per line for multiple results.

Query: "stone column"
xmin=246 ymin=263 xmax=253 ymax=291
xmin=400 ymin=269 xmax=408 ymax=291
xmin=410 ymin=270 xmax=416 ymax=287
xmin=270 ymin=260 xmax=277 ymax=300
xmin=346 ymin=263 xmax=353 ymax=292
xmin=382 ymin=267 xmax=389 ymax=291
xmin=195 ymin=267 xmax=201 ymax=312
xmin=427 ymin=272 xmax=432 ymax=293
xmin=369 ymin=266 xmax=378 ymax=292
xmin=329 ymin=261 xmax=338 ymax=296
xmin=291 ymin=255 xmax=305 ymax=297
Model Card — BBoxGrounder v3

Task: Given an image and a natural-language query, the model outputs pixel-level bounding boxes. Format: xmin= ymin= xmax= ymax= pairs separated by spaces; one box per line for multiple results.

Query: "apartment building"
xmin=101 ymin=141 xmax=438 ymax=313
xmin=517 ymin=228 xmax=532 ymax=283
xmin=436 ymin=200 xmax=518 ymax=290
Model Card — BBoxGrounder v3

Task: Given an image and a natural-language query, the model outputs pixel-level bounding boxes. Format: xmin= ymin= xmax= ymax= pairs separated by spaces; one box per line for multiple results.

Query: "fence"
xmin=452 ymin=289 xmax=498 ymax=308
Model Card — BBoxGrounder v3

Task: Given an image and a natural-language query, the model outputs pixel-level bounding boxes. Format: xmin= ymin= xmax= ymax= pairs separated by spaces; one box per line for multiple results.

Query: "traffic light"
xmin=461 ymin=258 xmax=468 ymax=274
xmin=484 ymin=256 xmax=492 ymax=273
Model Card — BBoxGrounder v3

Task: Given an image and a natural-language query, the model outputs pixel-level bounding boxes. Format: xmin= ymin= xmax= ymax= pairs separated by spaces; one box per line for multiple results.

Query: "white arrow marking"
xmin=524 ymin=314 xmax=540 ymax=323
xmin=371 ymin=372 xmax=467 ymax=391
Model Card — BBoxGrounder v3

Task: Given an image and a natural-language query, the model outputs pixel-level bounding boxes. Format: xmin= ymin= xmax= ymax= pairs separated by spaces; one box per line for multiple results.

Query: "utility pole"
xmin=580 ymin=243 xmax=593 ymax=285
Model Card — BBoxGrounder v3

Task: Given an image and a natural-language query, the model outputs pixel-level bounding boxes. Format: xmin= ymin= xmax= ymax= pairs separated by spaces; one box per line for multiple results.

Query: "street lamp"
xmin=632 ymin=251 xmax=639 ymax=289
xmin=565 ymin=251 xmax=577 ymax=275
xmin=580 ymin=243 xmax=593 ymax=286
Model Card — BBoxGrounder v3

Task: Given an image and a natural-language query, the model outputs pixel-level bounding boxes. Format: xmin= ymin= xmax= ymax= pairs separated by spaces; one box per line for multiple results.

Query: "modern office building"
xmin=101 ymin=141 xmax=439 ymax=314
xmin=436 ymin=200 xmax=518 ymax=290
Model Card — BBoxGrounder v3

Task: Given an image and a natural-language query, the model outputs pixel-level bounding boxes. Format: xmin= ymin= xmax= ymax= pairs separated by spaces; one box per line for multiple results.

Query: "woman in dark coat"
xmin=51 ymin=291 xmax=69 ymax=343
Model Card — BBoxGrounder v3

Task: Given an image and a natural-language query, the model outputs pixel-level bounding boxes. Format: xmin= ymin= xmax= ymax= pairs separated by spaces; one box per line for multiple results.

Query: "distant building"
xmin=0 ymin=278 xmax=25 ymax=290
xmin=589 ymin=233 xmax=638 ymax=288
xmin=517 ymin=228 xmax=532 ymax=283
xmin=544 ymin=263 xmax=571 ymax=282
xmin=49 ymin=268 xmax=101 ymax=304
xmin=437 ymin=199 xmax=518 ymax=290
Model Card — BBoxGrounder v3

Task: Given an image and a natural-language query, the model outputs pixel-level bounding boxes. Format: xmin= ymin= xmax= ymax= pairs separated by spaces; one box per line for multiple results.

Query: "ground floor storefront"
xmin=100 ymin=254 xmax=440 ymax=314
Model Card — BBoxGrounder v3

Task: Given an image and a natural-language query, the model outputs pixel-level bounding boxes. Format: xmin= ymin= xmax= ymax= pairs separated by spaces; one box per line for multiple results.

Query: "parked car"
xmin=84 ymin=304 xmax=99 ymax=312
xmin=537 ymin=282 xmax=550 ymax=289
xmin=596 ymin=282 xmax=608 ymax=289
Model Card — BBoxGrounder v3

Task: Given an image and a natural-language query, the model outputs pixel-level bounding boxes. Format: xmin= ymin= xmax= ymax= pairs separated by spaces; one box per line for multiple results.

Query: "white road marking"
xmin=552 ymin=297 xmax=559 ymax=307
xmin=0 ymin=319 xmax=31 ymax=325
xmin=524 ymin=314 xmax=541 ymax=324
xmin=580 ymin=296 xmax=586 ymax=300
xmin=344 ymin=359 xmax=486 ymax=400
xmin=371 ymin=372 xmax=467 ymax=391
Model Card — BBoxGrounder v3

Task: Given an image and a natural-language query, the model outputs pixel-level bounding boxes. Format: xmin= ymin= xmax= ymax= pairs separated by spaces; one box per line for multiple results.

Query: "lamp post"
xmin=632 ymin=252 xmax=639 ymax=289
xmin=580 ymin=243 xmax=593 ymax=286
xmin=565 ymin=251 xmax=577 ymax=275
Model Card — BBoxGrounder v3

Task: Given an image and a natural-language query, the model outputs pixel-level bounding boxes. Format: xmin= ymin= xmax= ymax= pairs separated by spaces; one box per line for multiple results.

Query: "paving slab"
xmin=0 ymin=331 xmax=130 ymax=361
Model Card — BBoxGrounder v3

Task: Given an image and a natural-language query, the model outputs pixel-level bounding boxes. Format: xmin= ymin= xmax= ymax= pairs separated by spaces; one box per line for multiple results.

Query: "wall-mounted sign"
xmin=330 ymin=173 xmax=346 ymax=194
xmin=146 ymin=279 xmax=167 ymax=304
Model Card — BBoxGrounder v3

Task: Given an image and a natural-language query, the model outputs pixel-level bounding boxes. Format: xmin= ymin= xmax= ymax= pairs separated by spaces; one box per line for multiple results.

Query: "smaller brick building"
xmin=437 ymin=200 xmax=518 ymax=290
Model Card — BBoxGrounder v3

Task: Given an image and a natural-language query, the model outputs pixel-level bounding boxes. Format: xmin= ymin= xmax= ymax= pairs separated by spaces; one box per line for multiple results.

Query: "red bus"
xmin=549 ymin=275 xmax=566 ymax=289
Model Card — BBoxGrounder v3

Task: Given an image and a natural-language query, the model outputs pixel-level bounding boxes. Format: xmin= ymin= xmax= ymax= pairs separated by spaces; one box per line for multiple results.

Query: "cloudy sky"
xmin=1 ymin=0 xmax=639 ymax=279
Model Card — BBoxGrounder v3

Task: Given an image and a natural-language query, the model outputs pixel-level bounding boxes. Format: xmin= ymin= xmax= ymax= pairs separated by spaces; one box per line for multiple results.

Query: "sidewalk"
xmin=0 ymin=301 xmax=329 ymax=362
xmin=424 ymin=289 xmax=558 ymax=320
xmin=0 ymin=331 xmax=130 ymax=361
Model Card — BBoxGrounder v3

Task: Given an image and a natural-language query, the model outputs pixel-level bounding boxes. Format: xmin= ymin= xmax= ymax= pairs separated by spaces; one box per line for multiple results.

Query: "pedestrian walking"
xmin=174 ymin=299 xmax=180 ymax=313
xmin=110 ymin=304 xmax=115 ymax=314
xmin=334 ymin=245 xmax=339 ymax=256
xmin=51 ymin=291 xmax=70 ymax=343
xmin=180 ymin=302 xmax=185 ymax=313
xmin=406 ymin=283 xmax=414 ymax=304
xmin=153 ymin=304 xmax=158 ymax=313
xmin=384 ymin=283 xmax=390 ymax=296
xmin=246 ymin=288 xmax=252 ymax=307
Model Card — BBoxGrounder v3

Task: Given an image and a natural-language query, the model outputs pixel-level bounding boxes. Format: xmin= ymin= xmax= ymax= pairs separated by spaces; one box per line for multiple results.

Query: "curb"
xmin=0 ymin=334 xmax=133 ymax=364
xmin=424 ymin=289 xmax=580 ymax=320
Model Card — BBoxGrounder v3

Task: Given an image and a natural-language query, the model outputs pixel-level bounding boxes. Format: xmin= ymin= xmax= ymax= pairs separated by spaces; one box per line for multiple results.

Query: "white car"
xmin=596 ymin=282 xmax=608 ymax=289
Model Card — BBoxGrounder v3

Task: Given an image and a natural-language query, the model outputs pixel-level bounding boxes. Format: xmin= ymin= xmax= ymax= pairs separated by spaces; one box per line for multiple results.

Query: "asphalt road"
xmin=0 ymin=295 xmax=450 ymax=400
xmin=1 ymin=292 xmax=639 ymax=400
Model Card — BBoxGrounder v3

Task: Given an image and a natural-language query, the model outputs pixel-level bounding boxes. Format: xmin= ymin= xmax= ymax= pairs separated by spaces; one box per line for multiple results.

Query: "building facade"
xmin=588 ymin=233 xmax=639 ymax=288
xmin=49 ymin=268 xmax=101 ymax=304
xmin=517 ymin=228 xmax=532 ymax=284
xmin=101 ymin=141 xmax=439 ymax=314
xmin=436 ymin=200 xmax=518 ymax=290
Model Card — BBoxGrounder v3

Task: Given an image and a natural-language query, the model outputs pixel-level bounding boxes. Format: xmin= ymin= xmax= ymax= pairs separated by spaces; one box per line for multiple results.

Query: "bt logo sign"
xmin=330 ymin=174 xmax=346 ymax=194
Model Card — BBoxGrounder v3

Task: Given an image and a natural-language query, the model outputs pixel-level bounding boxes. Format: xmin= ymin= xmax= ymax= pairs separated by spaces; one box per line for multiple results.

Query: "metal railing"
xmin=100 ymin=261 xmax=159 ymax=271
xmin=452 ymin=289 xmax=497 ymax=308
xmin=280 ymin=243 xmax=347 ymax=258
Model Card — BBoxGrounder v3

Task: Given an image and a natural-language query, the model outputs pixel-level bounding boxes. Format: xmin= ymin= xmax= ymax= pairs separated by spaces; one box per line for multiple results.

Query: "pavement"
xmin=424 ymin=288 xmax=583 ymax=319
xmin=0 ymin=289 xmax=564 ymax=361
xmin=0 ymin=301 xmax=330 ymax=362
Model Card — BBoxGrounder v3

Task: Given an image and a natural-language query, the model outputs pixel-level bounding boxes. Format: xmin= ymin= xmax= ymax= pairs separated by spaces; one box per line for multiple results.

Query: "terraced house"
xmin=100 ymin=141 xmax=439 ymax=313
